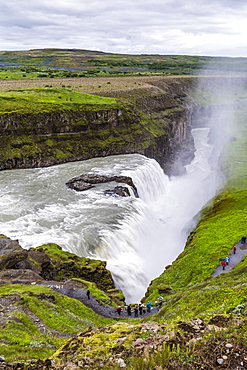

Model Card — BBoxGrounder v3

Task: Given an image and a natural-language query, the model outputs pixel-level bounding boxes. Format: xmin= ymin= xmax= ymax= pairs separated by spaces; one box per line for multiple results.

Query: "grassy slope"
xmin=0 ymin=284 xmax=114 ymax=362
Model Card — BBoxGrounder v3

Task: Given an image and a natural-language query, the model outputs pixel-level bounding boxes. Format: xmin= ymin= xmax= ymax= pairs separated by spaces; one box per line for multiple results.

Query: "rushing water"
xmin=0 ymin=128 xmax=223 ymax=302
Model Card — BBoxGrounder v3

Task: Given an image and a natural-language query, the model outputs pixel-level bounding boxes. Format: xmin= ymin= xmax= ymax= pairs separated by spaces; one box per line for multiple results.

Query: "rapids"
xmin=0 ymin=128 xmax=223 ymax=303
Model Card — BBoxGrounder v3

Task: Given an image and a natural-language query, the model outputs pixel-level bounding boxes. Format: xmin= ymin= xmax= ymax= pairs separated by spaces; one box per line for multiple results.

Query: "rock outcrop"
xmin=0 ymin=235 xmax=116 ymax=292
xmin=66 ymin=173 xmax=138 ymax=196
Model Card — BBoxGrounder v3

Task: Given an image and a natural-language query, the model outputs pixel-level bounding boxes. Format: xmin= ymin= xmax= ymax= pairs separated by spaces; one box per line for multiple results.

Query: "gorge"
xmin=0 ymin=75 xmax=241 ymax=303
xmin=1 ymin=69 xmax=247 ymax=367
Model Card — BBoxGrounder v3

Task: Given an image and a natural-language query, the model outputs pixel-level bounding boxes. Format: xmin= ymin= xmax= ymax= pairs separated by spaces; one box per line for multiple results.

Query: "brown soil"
xmin=0 ymin=75 xmax=193 ymax=94
xmin=167 ymin=338 xmax=247 ymax=369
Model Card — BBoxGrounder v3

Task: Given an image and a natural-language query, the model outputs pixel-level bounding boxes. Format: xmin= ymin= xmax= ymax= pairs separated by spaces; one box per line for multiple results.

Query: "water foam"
xmin=94 ymin=128 xmax=223 ymax=302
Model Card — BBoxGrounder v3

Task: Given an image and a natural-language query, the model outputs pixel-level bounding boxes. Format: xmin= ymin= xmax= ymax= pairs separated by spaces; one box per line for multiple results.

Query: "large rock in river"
xmin=66 ymin=174 xmax=138 ymax=197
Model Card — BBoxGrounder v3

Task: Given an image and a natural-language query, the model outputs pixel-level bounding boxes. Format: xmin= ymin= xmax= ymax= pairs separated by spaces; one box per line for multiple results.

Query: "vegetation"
xmin=0 ymin=284 xmax=113 ymax=362
xmin=34 ymin=243 xmax=122 ymax=300
xmin=1 ymin=49 xmax=247 ymax=78
xmin=0 ymin=87 xmax=120 ymax=114
xmin=51 ymin=319 xmax=247 ymax=369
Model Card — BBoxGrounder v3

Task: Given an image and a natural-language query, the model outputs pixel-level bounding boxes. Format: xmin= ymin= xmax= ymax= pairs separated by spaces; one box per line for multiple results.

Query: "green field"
xmin=0 ymin=87 xmax=120 ymax=114
xmin=1 ymin=48 xmax=247 ymax=79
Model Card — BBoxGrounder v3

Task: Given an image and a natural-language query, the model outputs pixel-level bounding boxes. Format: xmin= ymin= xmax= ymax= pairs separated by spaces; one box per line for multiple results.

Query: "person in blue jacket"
xmin=225 ymin=256 xmax=230 ymax=265
xmin=146 ymin=301 xmax=152 ymax=313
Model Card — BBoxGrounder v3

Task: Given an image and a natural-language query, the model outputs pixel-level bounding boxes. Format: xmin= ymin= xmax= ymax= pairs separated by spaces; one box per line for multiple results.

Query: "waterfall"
xmin=0 ymin=128 xmax=223 ymax=303
xmin=94 ymin=128 xmax=223 ymax=303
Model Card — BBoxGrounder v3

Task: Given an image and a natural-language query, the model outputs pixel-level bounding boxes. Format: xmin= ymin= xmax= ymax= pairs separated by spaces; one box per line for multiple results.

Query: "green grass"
xmin=151 ymin=254 xmax=247 ymax=323
xmin=0 ymin=88 xmax=120 ymax=114
xmin=0 ymin=284 xmax=114 ymax=362
xmin=36 ymin=243 xmax=100 ymax=268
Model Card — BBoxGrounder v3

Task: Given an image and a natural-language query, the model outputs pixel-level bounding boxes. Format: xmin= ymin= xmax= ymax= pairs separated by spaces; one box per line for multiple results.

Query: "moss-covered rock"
xmin=0 ymin=236 xmax=118 ymax=295
xmin=34 ymin=243 xmax=116 ymax=292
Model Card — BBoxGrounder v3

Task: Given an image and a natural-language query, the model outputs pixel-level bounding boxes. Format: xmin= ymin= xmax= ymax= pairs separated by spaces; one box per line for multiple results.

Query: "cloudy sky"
xmin=1 ymin=0 xmax=247 ymax=57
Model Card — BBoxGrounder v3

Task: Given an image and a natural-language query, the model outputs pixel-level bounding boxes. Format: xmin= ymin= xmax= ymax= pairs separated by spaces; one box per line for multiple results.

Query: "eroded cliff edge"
xmin=0 ymin=77 xmax=199 ymax=175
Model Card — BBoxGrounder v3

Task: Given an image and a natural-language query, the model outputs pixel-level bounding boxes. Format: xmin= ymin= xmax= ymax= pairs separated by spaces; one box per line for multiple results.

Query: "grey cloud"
xmin=0 ymin=0 xmax=247 ymax=56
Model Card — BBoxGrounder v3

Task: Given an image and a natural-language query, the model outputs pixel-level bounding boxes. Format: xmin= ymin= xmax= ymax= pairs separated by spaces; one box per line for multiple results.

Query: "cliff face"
xmin=0 ymin=77 xmax=198 ymax=174
xmin=139 ymin=78 xmax=198 ymax=174
xmin=103 ymin=77 xmax=198 ymax=174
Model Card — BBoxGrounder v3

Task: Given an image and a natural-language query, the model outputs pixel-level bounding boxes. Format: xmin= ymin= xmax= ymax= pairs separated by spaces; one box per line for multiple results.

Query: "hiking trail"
xmin=211 ymin=240 xmax=247 ymax=277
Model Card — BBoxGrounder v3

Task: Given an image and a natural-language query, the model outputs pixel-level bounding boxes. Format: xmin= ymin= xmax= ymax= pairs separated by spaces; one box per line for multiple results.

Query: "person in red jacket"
xmin=116 ymin=306 xmax=122 ymax=316
xmin=221 ymin=260 xmax=227 ymax=270
xmin=232 ymin=246 xmax=236 ymax=254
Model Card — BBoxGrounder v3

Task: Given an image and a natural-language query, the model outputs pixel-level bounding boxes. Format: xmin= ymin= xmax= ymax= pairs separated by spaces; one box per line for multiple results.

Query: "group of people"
xmin=220 ymin=256 xmax=230 ymax=270
xmin=116 ymin=296 xmax=164 ymax=317
xmin=116 ymin=303 xmax=150 ymax=317
xmin=220 ymin=236 xmax=245 ymax=270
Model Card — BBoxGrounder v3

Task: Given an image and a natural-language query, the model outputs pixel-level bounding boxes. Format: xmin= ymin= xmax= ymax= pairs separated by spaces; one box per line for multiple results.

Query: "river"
xmin=0 ymin=127 xmax=223 ymax=303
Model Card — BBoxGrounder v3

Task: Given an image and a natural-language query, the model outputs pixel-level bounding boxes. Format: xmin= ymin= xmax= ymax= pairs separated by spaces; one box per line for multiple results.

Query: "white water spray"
xmin=96 ymin=127 xmax=223 ymax=302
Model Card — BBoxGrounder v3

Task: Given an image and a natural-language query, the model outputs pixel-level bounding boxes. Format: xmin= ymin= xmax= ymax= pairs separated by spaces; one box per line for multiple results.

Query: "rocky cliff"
xmin=0 ymin=77 xmax=199 ymax=175
xmin=103 ymin=77 xmax=198 ymax=174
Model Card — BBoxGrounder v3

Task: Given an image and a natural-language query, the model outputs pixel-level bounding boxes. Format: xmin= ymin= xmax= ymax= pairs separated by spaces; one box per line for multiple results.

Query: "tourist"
xmin=134 ymin=306 xmax=138 ymax=317
xmin=139 ymin=304 xmax=143 ymax=315
xmin=116 ymin=306 xmax=122 ymax=316
xmin=241 ymin=236 xmax=246 ymax=244
xmin=142 ymin=304 xmax=146 ymax=314
xmin=127 ymin=305 xmax=131 ymax=316
xmin=221 ymin=260 xmax=226 ymax=270
xmin=147 ymin=301 xmax=152 ymax=313
xmin=86 ymin=289 xmax=90 ymax=299
xmin=232 ymin=246 xmax=237 ymax=254
xmin=158 ymin=296 xmax=163 ymax=309
xmin=225 ymin=256 xmax=230 ymax=265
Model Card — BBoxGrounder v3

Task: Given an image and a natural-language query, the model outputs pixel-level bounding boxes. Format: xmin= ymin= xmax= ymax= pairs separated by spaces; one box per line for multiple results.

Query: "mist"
xmin=98 ymin=75 xmax=245 ymax=303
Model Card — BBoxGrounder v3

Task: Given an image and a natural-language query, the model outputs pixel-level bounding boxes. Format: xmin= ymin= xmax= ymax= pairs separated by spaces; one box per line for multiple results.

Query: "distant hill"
xmin=1 ymin=48 xmax=247 ymax=79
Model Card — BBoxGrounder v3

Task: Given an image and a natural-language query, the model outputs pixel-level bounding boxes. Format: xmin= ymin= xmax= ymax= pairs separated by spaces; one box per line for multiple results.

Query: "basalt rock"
xmin=0 ymin=269 xmax=43 ymax=282
xmin=104 ymin=185 xmax=131 ymax=197
xmin=66 ymin=174 xmax=138 ymax=197
xmin=0 ymin=236 xmax=51 ymax=274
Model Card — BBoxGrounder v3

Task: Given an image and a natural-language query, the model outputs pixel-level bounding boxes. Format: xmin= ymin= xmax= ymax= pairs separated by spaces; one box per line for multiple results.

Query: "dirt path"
xmin=211 ymin=241 xmax=247 ymax=277
xmin=40 ymin=281 xmax=158 ymax=319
